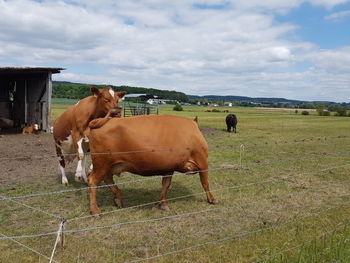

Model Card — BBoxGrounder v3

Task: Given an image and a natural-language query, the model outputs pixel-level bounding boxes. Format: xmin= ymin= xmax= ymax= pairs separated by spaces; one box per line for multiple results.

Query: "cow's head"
xmin=91 ymin=86 xmax=127 ymax=117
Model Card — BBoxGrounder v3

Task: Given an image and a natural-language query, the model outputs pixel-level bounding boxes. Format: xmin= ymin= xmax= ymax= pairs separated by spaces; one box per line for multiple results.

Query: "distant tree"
xmin=173 ymin=104 xmax=183 ymax=111
xmin=299 ymin=102 xmax=315 ymax=109
xmin=327 ymin=104 xmax=342 ymax=112
xmin=316 ymin=102 xmax=328 ymax=116
xmin=335 ymin=106 xmax=347 ymax=116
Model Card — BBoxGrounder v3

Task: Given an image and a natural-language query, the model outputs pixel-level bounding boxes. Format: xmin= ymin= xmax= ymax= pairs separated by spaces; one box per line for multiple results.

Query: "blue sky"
xmin=0 ymin=0 xmax=350 ymax=102
xmin=277 ymin=2 xmax=350 ymax=49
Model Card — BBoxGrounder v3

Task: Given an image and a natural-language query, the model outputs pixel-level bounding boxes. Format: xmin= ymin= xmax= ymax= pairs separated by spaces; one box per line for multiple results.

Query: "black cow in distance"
xmin=225 ymin=114 xmax=238 ymax=133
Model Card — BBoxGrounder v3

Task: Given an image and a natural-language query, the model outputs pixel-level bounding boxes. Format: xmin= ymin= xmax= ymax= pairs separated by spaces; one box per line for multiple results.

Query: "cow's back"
xmin=226 ymin=114 xmax=237 ymax=124
xmin=92 ymin=114 xmax=204 ymax=144
xmin=89 ymin=115 xmax=207 ymax=173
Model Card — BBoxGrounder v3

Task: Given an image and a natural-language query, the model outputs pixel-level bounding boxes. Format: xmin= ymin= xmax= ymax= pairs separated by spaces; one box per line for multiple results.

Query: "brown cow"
xmin=87 ymin=114 xmax=218 ymax=215
xmin=22 ymin=124 xmax=39 ymax=134
xmin=53 ymin=87 xmax=126 ymax=185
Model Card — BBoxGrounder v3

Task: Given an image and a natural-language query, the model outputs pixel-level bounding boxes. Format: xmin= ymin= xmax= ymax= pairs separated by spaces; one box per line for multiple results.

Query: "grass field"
xmin=1 ymin=104 xmax=350 ymax=263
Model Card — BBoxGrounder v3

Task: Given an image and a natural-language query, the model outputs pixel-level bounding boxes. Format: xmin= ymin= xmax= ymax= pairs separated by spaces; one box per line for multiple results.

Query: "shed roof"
xmin=0 ymin=67 xmax=64 ymax=74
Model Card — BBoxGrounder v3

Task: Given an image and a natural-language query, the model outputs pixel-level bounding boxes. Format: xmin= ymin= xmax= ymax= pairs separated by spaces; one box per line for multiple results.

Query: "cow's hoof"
xmin=90 ymin=208 xmax=101 ymax=216
xmin=114 ymin=198 xmax=123 ymax=209
xmin=75 ymin=176 xmax=82 ymax=182
xmin=82 ymin=176 xmax=88 ymax=184
xmin=159 ymin=204 xmax=170 ymax=211
xmin=208 ymin=199 xmax=219 ymax=205
xmin=75 ymin=171 xmax=85 ymax=182
xmin=62 ymin=177 xmax=69 ymax=186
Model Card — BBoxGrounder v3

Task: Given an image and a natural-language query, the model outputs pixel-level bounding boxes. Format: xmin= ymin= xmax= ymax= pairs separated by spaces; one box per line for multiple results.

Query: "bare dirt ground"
xmin=0 ymin=132 xmax=75 ymax=189
xmin=0 ymin=127 xmax=219 ymax=190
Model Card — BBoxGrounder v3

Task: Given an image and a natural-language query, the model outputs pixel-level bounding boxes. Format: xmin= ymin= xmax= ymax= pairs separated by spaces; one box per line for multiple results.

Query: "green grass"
xmin=1 ymin=104 xmax=350 ymax=263
xmin=52 ymin=98 xmax=79 ymax=105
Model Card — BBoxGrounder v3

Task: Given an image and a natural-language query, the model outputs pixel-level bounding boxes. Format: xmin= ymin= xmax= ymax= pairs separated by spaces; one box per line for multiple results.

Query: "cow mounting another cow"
xmin=53 ymin=86 xmax=126 ymax=185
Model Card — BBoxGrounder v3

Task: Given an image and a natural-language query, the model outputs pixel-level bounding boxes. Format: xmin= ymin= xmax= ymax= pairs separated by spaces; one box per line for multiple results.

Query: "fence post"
xmin=49 ymin=218 xmax=67 ymax=263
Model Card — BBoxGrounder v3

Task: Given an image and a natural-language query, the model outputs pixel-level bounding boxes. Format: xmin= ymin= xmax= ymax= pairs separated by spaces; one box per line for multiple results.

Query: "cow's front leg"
xmin=159 ymin=174 xmax=173 ymax=211
xmin=88 ymin=172 xmax=101 ymax=215
xmin=76 ymin=154 xmax=88 ymax=183
xmin=75 ymin=137 xmax=87 ymax=182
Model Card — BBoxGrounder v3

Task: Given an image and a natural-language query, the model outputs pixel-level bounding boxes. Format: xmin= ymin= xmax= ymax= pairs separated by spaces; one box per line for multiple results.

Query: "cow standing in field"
xmin=226 ymin=114 xmax=238 ymax=133
xmin=87 ymin=114 xmax=218 ymax=215
xmin=53 ymin=87 xmax=126 ymax=185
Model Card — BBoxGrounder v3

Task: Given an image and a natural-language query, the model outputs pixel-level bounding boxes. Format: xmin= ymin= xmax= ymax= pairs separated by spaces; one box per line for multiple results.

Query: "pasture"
xmin=1 ymin=104 xmax=350 ymax=263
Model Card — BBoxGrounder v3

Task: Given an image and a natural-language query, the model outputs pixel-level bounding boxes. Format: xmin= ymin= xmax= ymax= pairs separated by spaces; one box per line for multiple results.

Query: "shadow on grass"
xmin=95 ymin=180 xmax=196 ymax=210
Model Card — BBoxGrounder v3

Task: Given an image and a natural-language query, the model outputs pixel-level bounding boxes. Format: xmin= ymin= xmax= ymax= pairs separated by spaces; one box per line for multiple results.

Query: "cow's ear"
xmin=116 ymin=91 xmax=127 ymax=99
xmin=91 ymin=87 xmax=100 ymax=97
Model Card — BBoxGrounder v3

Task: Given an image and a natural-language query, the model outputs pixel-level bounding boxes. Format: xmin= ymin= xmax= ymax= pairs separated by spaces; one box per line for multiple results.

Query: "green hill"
xmin=52 ymin=81 xmax=189 ymax=102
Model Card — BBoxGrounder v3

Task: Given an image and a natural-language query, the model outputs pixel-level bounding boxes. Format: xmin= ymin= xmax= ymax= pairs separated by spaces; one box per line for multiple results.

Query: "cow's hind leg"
xmin=199 ymin=170 xmax=218 ymax=204
xmin=195 ymin=161 xmax=218 ymax=204
xmin=104 ymin=174 xmax=123 ymax=208
xmin=159 ymin=174 xmax=173 ymax=211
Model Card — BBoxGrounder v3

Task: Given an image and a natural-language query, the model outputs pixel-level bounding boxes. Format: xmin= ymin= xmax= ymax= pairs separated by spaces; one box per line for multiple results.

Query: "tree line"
xmin=52 ymin=82 xmax=189 ymax=102
xmin=53 ymin=82 xmax=349 ymax=113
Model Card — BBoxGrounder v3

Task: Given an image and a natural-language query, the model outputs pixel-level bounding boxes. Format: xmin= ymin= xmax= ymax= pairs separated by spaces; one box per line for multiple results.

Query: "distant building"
xmin=224 ymin=102 xmax=233 ymax=107
xmin=147 ymin=98 xmax=166 ymax=105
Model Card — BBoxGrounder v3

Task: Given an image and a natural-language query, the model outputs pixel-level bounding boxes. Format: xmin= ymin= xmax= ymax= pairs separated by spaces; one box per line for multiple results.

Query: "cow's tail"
xmin=194 ymin=116 xmax=198 ymax=124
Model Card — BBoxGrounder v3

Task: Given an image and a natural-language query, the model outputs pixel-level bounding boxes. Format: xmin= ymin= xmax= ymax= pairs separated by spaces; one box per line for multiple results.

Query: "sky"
xmin=0 ymin=0 xmax=350 ymax=102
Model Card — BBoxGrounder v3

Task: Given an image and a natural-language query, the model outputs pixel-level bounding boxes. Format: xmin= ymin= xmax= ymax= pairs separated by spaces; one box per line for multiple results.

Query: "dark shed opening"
xmin=0 ymin=67 xmax=64 ymax=132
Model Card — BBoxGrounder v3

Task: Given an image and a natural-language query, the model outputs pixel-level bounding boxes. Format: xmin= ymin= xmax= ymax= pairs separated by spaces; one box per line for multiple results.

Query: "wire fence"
xmin=126 ymin=201 xmax=350 ymax=263
xmin=1 ymin=144 xmax=350 ymax=262
xmin=1 ymin=174 xmax=349 ymax=241
xmin=252 ymin=222 xmax=350 ymax=263
xmin=0 ymin=232 xmax=59 ymax=263
xmin=0 ymin=134 xmax=349 ymax=162
xmin=1 ymin=149 xmax=350 ymax=202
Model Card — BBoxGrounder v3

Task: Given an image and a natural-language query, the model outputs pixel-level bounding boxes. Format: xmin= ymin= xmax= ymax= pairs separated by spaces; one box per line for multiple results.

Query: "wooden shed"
xmin=0 ymin=67 xmax=64 ymax=132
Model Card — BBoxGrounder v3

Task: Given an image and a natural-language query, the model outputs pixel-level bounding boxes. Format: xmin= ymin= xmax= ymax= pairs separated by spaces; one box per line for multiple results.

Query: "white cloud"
xmin=325 ymin=10 xmax=350 ymax=20
xmin=0 ymin=0 xmax=350 ymax=102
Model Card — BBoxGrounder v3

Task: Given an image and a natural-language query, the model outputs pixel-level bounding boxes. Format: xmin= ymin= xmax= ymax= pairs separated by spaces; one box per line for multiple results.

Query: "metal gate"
xmin=123 ymin=103 xmax=159 ymax=117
